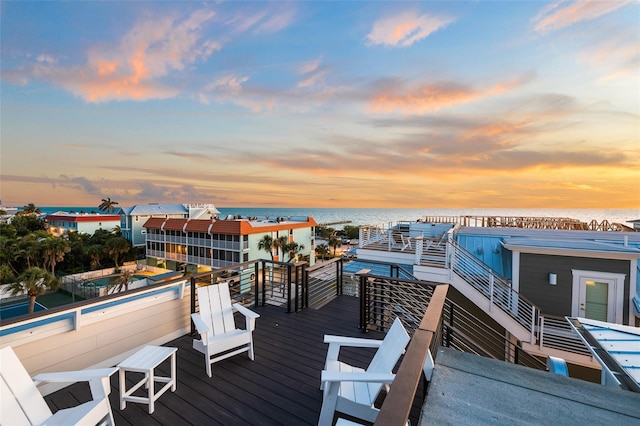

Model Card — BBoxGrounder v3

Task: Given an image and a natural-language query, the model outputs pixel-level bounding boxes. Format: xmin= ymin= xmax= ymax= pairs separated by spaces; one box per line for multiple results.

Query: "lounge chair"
xmin=391 ymin=231 xmax=412 ymax=251
xmin=1 ymin=345 xmax=117 ymax=425
xmin=318 ymin=317 xmax=410 ymax=425
xmin=191 ymin=282 xmax=260 ymax=377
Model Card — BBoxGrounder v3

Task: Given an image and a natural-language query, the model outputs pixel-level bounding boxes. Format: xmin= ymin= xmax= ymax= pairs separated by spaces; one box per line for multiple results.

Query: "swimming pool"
xmin=81 ymin=274 xmax=148 ymax=288
xmin=0 ymin=301 xmax=46 ymax=320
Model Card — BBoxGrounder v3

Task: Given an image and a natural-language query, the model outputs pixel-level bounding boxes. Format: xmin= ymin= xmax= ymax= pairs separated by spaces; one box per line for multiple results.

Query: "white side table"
xmin=117 ymin=345 xmax=178 ymax=414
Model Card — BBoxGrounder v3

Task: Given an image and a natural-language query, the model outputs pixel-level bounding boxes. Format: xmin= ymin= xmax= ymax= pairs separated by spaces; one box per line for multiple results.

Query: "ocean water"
xmin=30 ymin=206 xmax=639 ymax=228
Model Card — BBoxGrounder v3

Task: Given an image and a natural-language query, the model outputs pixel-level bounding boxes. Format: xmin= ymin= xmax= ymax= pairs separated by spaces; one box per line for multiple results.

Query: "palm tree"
xmin=105 ymin=236 xmax=130 ymax=267
xmin=315 ymin=243 xmax=330 ymax=260
xmin=329 ymin=236 xmax=342 ymax=255
xmin=40 ymin=236 xmax=71 ymax=274
xmin=275 ymin=235 xmax=289 ymax=261
xmin=257 ymin=235 xmax=275 ymax=260
xmin=98 ymin=197 xmax=119 ymax=214
xmin=0 ymin=264 xmax=15 ymax=284
xmin=8 ymin=266 xmax=59 ymax=313
xmin=283 ymin=242 xmax=305 ymax=262
xmin=86 ymin=244 xmax=103 ymax=270
xmin=19 ymin=203 xmax=41 ymax=215
xmin=106 ymin=269 xmax=132 ymax=295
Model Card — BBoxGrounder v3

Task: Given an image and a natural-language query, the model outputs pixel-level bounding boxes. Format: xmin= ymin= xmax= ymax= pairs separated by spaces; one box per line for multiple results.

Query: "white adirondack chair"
xmin=1 ymin=346 xmax=117 ymax=426
xmin=191 ymin=282 xmax=260 ymax=378
xmin=318 ymin=317 xmax=410 ymax=426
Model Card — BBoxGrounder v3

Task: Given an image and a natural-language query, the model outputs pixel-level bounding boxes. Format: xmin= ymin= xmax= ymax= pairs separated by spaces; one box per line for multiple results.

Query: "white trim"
xmin=571 ymin=269 xmax=626 ymax=324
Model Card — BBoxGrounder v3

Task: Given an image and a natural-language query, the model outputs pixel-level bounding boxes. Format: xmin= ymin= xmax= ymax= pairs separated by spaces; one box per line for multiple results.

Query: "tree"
xmin=257 ymin=235 xmax=275 ymax=260
xmin=18 ymin=203 xmax=41 ymax=215
xmin=11 ymin=215 xmax=46 ymax=236
xmin=106 ymin=269 xmax=132 ymax=295
xmin=105 ymin=236 xmax=130 ymax=267
xmin=328 ymin=236 xmax=342 ymax=255
xmin=98 ymin=197 xmax=119 ymax=214
xmin=275 ymin=235 xmax=289 ymax=261
xmin=8 ymin=266 xmax=59 ymax=313
xmin=86 ymin=244 xmax=104 ymax=270
xmin=40 ymin=236 xmax=71 ymax=274
xmin=282 ymin=242 xmax=305 ymax=262
xmin=0 ymin=264 xmax=15 ymax=284
xmin=315 ymin=244 xmax=330 ymax=260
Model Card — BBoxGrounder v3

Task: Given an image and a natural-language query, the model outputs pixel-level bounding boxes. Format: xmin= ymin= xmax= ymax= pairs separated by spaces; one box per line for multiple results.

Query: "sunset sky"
xmin=1 ymin=1 xmax=638 ymax=209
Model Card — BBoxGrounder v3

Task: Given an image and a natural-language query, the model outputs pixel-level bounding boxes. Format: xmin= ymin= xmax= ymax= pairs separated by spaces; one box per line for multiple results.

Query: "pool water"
xmin=0 ymin=301 xmax=46 ymax=320
xmin=82 ymin=274 xmax=148 ymax=288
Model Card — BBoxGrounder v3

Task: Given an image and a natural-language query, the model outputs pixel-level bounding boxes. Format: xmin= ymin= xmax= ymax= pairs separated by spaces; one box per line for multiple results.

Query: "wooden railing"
xmin=375 ymin=284 xmax=449 ymax=425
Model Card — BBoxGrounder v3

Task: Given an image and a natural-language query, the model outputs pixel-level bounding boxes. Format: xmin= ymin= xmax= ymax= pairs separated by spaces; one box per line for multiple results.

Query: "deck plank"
xmin=44 ymin=295 xmax=422 ymax=425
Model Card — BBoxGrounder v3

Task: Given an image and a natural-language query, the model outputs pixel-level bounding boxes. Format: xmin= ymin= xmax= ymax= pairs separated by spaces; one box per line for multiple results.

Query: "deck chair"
xmin=391 ymin=231 xmax=412 ymax=251
xmin=192 ymin=282 xmax=260 ymax=378
xmin=318 ymin=317 xmax=410 ymax=426
xmin=1 ymin=346 xmax=117 ymax=426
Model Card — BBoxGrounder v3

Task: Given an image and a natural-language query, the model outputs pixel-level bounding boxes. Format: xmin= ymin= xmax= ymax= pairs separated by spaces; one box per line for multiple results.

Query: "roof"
xmin=421 ymin=347 xmax=640 ymax=425
xmin=568 ymin=317 xmax=640 ymax=392
xmin=142 ymin=217 xmax=317 ymax=235
xmin=45 ymin=213 xmax=120 ymax=222
xmin=120 ymin=203 xmax=188 ymax=216
xmin=502 ymin=237 xmax=640 ymax=256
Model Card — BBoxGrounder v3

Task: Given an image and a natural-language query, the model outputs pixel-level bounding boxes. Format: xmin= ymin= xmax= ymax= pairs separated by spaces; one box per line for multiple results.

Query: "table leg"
xmin=148 ymin=367 xmax=155 ymax=414
xmin=119 ymin=368 xmax=126 ymax=410
xmin=171 ymin=352 xmax=177 ymax=392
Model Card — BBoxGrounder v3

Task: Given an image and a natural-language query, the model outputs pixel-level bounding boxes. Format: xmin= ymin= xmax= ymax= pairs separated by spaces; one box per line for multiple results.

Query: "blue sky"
xmin=1 ymin=1 xmax=638 ymax=208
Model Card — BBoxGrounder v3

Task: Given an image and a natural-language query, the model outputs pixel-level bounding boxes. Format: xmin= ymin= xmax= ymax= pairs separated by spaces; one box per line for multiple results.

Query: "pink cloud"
xmin=367 ymin=11 xmax=454 ymax=47
xmin=369 ymin=73 xmax=534 ymax=114
xmin=532 ymin=0 xmax=631 ymax=33
xmin=29 ymin=8 xmax=219 ymax=102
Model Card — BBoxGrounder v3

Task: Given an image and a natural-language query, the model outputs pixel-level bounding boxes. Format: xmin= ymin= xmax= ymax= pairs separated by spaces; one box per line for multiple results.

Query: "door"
xmin=572 ymin=270 xmax=626 ymax=324
xmin=579 ymin=278 xmax=615 ymax=322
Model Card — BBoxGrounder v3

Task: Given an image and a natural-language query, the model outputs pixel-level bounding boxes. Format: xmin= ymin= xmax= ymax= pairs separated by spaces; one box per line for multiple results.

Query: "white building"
xmin=45 ymin=212 xmax=120 ymax=236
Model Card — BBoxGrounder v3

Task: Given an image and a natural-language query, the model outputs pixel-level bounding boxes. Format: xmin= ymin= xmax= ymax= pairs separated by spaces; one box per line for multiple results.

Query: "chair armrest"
xmin=33 ymin=367 xmax=118 ymax=399
xmin=233 ymin=303 xmax=260 ymax=319
xmin=191 ymin=313 xmax=210 ymax=335
xmin=32 ymin=367 xmax=117 ymax=384
xmin=323 ymin=335 xmax=384 ymax=348
xmin=321 ymin=371 xmax=395 ymax=384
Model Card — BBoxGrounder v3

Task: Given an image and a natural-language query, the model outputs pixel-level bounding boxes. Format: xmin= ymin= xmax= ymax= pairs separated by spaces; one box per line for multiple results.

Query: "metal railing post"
xmin=287 ymin=264 xmax=292 ymax=313
xmin=489 ymin=273 xmax=494 ymax=312
xmin=190 ymin=276 xmax=196 ymax=335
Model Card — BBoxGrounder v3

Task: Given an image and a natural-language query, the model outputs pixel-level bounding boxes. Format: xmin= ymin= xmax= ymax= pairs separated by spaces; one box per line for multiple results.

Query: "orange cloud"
xmin=367 ymin=11 xmax=454 ymax=47
xmin=532 ymin=0 xmax=631 ymax=33
xmin=368 ymin=74 xmax=533 ymax=114
xmin=28 ymin=8 xmax=219 ymax=103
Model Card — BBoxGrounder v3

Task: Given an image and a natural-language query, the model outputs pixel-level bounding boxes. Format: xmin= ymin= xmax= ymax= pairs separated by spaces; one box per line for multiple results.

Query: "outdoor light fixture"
xmin=549 ymin=273 xmax=557 ymax=285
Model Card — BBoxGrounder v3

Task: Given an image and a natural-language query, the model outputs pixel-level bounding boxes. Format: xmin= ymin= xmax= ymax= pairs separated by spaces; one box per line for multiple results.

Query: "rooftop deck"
xmin=43 ymin=295 xmax=424 ymax=425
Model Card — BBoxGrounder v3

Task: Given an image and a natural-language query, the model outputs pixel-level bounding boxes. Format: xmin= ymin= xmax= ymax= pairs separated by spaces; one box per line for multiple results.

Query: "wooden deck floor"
xmin=44 ymin=295 xmax=424 ymax=425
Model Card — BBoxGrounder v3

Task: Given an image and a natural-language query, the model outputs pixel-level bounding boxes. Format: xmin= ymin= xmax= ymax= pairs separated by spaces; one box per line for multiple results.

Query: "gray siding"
xmin=519 ymin=253 xmax=630 ymax=322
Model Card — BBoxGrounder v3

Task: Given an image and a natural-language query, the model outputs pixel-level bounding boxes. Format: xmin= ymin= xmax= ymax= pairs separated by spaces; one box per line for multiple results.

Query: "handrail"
xmin=448 ymin=238 xmax=540 ymax=343
xmin=375 ymin=284 xmax=448 ymax=425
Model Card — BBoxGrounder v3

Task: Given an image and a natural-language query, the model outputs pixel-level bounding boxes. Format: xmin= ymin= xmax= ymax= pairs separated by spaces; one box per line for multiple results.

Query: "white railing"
xmin=448 ymin=238 xmax=539 ymax=342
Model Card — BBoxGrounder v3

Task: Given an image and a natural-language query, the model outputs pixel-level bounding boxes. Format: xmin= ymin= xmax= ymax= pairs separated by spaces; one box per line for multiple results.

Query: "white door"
xmin=572 ymin=270 xmax=626 ymax=324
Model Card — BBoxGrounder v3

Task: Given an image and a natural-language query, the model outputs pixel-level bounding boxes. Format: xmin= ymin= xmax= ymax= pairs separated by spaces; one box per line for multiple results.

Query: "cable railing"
xmin=448 ymin=239 xmax=539 ymax=343
xmin=443 ymin=300 xmax=546 ymax=370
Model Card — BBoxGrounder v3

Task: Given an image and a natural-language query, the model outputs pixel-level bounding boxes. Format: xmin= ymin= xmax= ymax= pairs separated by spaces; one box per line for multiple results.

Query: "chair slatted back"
xmin=366 ymin=317 xmax=410 ymax=397
xmin=197 ymin=282 xmax=236 ymax=337
xmin=1 ymin=346 xmax=53 ymax=425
